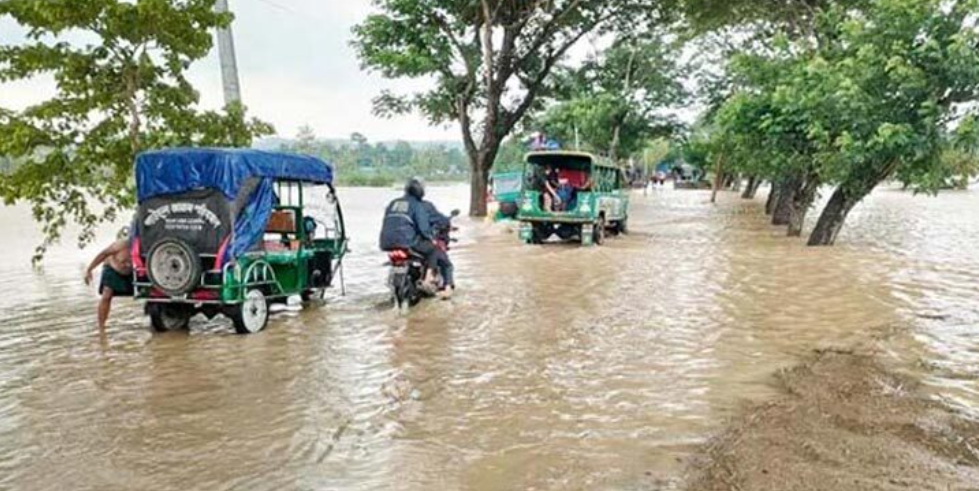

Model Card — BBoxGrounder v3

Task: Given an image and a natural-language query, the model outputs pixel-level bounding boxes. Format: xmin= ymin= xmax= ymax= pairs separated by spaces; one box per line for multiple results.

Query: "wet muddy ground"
xmin=685 ymin=346 xmax=979 ymax=491
xmin=0 ymin=184 xmax=977 ymax=490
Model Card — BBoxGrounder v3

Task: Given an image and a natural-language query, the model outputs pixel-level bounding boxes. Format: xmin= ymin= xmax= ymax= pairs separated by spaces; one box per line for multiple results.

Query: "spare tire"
xmin=147 ymin=238 xmax=201 ymax=296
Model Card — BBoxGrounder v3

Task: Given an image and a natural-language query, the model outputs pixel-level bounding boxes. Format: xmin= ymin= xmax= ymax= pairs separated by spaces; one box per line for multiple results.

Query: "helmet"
xmin=405 ymin=177 xmax=425 ymax=199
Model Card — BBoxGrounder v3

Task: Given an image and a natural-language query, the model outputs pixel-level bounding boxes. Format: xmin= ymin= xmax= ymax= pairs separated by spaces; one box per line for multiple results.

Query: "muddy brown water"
xmin=0 ymin=184 xmax=977 ymax=490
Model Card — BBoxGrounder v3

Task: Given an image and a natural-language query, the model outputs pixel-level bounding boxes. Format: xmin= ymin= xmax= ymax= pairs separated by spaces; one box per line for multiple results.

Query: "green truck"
xmin=517 ymin=151 xmax=630 ymax=246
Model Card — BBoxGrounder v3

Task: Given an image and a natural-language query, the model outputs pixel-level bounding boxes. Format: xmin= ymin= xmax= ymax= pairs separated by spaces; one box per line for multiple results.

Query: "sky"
xmin=0 ymin=0 xmax=461 ymax=142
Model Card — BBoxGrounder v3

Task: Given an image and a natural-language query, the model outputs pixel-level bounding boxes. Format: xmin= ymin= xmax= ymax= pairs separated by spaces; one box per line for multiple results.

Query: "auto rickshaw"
xmin=132 ymin=148 xmax=348 ymax=334
xmin=517 ymin=151 xmax=630 ymax=246
xmin=489 ymin=171 xmax=522 ymax=221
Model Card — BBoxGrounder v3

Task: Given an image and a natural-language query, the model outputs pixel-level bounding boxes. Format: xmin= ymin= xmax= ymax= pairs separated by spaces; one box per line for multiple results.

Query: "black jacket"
xmin=379 ymin=194 xmax=432 ymax=251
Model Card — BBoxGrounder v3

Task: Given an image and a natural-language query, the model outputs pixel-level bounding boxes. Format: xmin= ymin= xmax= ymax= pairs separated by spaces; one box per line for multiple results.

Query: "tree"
xmin=537 ymin=34 xmax=685 ymax=161
xmin=940 ymin=148 xmax=979 ymax=190
xmin=293 ymin=124 xmax=318 ymax=155
xmin=806 ymin=0 xmax=979 ymax=245
xmin=0 ymin=0 xmax=273 ymax=262
xmin=349 ymin=132 xmax=368 ymax=148
xmin=703 ymin=0 xmax=979 ymax=245
xmin=353 ymin=0 xmax=675 ymax=216
xmin=710 ymin=46 xmax=835 ymax=234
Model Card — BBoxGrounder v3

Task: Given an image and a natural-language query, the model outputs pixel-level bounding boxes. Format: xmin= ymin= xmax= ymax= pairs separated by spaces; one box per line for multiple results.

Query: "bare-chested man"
xmin=84 ymin=228 xmax=133 ymax=329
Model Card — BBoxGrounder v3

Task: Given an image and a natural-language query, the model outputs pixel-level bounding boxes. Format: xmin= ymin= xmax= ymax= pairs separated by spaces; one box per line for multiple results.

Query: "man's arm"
xmin=85 ymin=240 xmax=126 ymax=285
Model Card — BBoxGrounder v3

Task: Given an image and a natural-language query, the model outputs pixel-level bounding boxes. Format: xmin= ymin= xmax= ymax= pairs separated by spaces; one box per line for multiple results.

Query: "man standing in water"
xmin=84 ymin=227 xmax=133 ymax=329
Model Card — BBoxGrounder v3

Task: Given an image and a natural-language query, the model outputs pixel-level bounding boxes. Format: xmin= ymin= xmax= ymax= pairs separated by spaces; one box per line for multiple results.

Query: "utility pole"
xmin=214 ymin=0 xmax=242 ymax=105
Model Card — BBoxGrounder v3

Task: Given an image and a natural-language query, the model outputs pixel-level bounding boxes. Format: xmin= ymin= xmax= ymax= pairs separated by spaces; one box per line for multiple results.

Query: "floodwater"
xmin=0 ymin=184 xmax=977 ymax=490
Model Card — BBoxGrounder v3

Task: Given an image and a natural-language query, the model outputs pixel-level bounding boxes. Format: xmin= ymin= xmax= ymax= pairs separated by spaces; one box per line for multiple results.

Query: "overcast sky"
xmin=0 ymin=0 xmax=461 ymax=142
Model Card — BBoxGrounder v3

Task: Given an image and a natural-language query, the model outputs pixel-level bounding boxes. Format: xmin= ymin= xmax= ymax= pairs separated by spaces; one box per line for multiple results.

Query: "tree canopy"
xmin=0 ymin=0 xmax=272 ymax=261
xmin=537 ymin=33 xmax=686 ymax=160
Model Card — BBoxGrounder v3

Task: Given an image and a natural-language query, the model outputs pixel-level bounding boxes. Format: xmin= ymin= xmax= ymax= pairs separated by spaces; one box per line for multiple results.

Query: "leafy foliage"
xmin=536 ymin=34 xmax=686 ymax=160
xmin=281 ymin=130 xmax=469 ymax=187
xmin=0 ymin=0 xmax=273 ymax=262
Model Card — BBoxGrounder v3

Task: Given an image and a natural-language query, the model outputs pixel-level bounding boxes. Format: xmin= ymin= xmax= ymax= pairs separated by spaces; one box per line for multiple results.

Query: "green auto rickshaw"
xmin=132 ymin=148 xmax=348 ymax=334
xmin=490 ymin=171 xmax=523 ymax=221
xmin=517 ymin=151 xmax=630 ymax=246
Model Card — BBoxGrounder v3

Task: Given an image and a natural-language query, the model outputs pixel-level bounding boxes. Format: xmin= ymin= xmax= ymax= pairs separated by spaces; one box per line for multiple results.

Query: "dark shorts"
xmin=99 ymin=266 xmax=134 ymax=296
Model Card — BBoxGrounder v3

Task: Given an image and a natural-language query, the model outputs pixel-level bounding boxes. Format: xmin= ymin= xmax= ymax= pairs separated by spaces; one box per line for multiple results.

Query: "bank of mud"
xmin=681 ymin=348 xmax=979 ymax=491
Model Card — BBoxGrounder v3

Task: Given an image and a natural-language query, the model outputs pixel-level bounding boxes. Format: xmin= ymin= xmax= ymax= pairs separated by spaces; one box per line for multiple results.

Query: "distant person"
xmin=541 ymin=165 xmax=561 ymax=211
xmin=555 ymin=177 xmax=575 ymax=211
xmin=84 ymin=226 xmax=134 ymax=330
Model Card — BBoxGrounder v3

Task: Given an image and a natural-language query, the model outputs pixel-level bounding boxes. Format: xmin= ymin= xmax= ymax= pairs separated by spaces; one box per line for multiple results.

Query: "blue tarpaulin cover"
xmin=135 ymin=148 xmax=334 ymax=263
xmin=136 ymin=147 xmax=332 ymax=201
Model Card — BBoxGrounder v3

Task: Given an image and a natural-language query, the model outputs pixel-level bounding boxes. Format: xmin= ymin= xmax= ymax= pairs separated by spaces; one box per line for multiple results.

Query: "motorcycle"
xmin=387 ymin=209 xmax=460 ymax=308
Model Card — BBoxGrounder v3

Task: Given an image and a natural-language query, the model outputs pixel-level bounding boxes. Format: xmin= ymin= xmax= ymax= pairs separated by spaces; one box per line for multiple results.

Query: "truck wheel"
xmin=531 ymin=223 xmax=550 ymax=244
xmin=147 ymin=238 xmax=201 ymax=296
xmin=149 ymin=304 xmax=192 ymax=332
xmin=231 ymin=289 xmax=269 ymax=334
xmin=594 ymin=217 xmax=606 ymax=245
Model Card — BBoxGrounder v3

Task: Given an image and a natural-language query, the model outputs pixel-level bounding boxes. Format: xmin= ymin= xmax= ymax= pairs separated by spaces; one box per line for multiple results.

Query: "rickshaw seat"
xmin=558 ymin=169 xmax=588 ymax=188
xmin=267 ymin=209 xmax=296 ymax=234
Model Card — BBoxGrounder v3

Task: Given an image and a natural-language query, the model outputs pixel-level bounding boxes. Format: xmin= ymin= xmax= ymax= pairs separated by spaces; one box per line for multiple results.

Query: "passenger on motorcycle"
xmin=421 ymin=199 xmax=455 ymax=297
xmin=379 ymin=178 xmax=440 ymax=291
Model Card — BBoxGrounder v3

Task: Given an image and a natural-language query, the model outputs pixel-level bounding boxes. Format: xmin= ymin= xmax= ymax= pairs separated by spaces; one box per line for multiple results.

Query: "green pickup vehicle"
xmin=517 ymin=151 xmax=630 ymax=246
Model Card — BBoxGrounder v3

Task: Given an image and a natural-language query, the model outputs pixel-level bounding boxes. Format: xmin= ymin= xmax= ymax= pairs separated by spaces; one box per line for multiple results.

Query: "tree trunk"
xmin=742 ymin=176 xmax=760 ymax=199
xmin=786 ymin=178 xmax=819 ymax=237
xmin=807 ymin=188 xmax=853 ymax=246
xmin=467 ymin=141 xmax=500 ymax=216
xmin=807 ymin=182 xmax=872 ymax=246
xmin=765 ymin=183 xmax=778 ymax=214
xmin=809 ymin=160 xmax=897 ymax=245
xmin=469 ymin=161 xmax=490 ymax=216
xmin=711 ymin=155 xmax=725 ymax=204
xmin=610 ymin=123 xmax=622 ymax=162
xmin=772 ymin=177 xmax=798 ymax=226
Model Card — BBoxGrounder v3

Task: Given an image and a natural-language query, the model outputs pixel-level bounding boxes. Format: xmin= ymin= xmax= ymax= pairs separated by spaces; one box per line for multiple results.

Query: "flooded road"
xmin=0 ymin=184 xmax=977 ymax=490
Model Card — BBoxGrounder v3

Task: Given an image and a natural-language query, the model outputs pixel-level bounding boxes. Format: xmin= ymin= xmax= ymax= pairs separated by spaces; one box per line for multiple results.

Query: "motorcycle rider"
xmin=379 ymin=178 xmax=439 ymax=291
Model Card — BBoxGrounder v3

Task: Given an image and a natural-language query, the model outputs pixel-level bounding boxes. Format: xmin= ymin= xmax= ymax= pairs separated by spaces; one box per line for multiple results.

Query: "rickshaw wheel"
xmin=231 ymin=289 xmax=269 ymax=334
xmin=147 ymin=238 xmax=200 ymax=296
xmin=149 ymin=304 xmax=193 ymax=332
